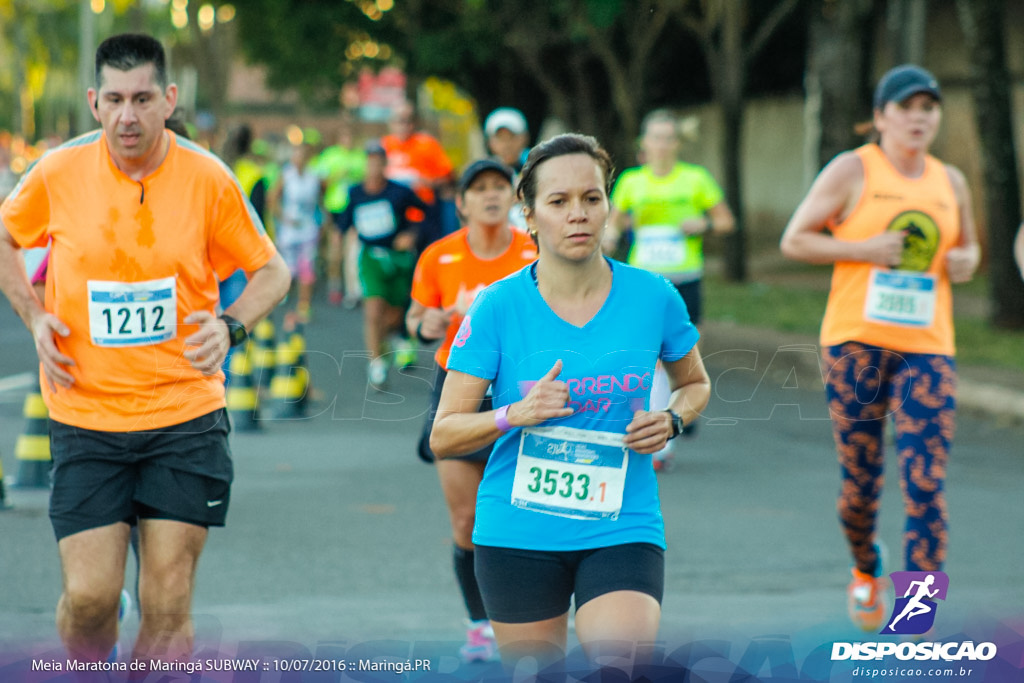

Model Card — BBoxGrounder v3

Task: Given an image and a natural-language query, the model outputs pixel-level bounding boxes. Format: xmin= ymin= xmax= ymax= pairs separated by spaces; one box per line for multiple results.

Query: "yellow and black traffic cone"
xmin=225 ymin=341 xmax=261 ymax=431
xmin=13 ymin=381 xmax=51 ymax=489
xmin=288 ymin=323 xmax=312 ymax=411
xmin=251 ymin=318 xmax=276 ymax=392
xmin=267 ymin=327 xmax=309 ymax=419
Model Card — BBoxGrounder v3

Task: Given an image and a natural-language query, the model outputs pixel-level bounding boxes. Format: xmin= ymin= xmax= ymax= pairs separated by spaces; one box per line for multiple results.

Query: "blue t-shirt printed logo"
xmin=519 ymin=372 xmax=653 ymax=417
xmin=882 ymin=571 xmax=949 ymax=635
xmin=453 ymin=315 xmax=472 ymax=349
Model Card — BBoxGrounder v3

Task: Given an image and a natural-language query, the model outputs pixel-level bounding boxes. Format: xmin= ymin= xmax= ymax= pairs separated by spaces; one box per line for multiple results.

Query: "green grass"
xmin=952 ymin=317 xmax=1024 ymax=371
xmin=704 ymin=277 xmax=826 ymax=336
xmin=702 ymin=273 xmax=1024 ymax=371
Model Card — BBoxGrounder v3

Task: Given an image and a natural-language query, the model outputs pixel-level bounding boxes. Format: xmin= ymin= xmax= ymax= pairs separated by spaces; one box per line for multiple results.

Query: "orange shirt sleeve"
xmin=207 ymin=173 xmax=277 ymax=279
xmin=410 ymin=246 xmax=442 ymax=308
xmin=1 ymin=160 xmax=52 ymax=249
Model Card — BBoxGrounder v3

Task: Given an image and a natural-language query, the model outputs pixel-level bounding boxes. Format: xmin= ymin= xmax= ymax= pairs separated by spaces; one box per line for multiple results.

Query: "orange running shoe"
xmin=848 ymin=568 xmax=888 ymax=632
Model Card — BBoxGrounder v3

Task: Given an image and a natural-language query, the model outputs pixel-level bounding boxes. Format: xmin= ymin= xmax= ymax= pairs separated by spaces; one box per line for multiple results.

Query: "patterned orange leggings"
xmin=822 ymin=341 xmax=956 ymax=575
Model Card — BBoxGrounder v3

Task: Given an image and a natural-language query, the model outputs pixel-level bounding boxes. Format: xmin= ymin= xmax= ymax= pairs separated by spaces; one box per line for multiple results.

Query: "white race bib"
xmin=633 ymin=225 xmax=687 ymax=271
xmin=354 ymin=199 xmax=398 ymax=240
xmin=864 ymin=269 xmax=936 ymax=328
xmin=510 ymin=426 xmax=629 ymax=520
xmin=88 ymin=276 xmax=177 ymax=347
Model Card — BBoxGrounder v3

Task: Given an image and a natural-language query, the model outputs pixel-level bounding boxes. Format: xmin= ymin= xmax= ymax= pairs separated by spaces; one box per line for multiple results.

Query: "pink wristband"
xmin=494 ymin=404 xmax=512 ymax=433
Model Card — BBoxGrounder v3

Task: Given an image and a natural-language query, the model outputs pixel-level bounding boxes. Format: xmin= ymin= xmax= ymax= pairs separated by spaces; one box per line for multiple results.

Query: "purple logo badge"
xmin=882 ymin=571 xmax=949 ymax=635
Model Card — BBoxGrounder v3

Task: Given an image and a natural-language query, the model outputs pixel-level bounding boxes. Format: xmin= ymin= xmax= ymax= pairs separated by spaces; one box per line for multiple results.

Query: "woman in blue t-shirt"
xmin=431 ymin=134 xmax=711 ymax=670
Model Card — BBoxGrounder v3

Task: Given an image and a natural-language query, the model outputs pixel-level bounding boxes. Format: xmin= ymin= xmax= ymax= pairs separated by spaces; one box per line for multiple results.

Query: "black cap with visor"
xmin=874 ymin=65 xmax=942 ymax=109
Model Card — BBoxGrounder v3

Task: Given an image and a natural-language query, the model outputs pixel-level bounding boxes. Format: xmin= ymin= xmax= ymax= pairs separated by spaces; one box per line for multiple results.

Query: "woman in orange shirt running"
xmin=780 ymin=65 xmax=980 ymax=632
xmin=406 ymin=159 xmax=536 ymax=662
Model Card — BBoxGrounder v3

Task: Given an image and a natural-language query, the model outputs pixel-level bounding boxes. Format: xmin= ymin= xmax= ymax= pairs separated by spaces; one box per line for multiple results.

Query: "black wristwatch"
xmin=664 ymin=409 xmax=685 ymax=440
xmin=219 ymin=314 xmax=248 ymax=347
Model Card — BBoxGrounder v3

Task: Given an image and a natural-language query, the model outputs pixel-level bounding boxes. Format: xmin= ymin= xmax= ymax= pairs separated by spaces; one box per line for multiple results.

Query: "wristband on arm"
xmin=494 ymin=404 xmax=512 ymax=433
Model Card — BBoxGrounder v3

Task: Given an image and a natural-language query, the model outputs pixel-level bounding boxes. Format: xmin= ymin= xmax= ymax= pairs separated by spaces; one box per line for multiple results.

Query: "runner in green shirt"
xmin=606 ymin=109 xmax=734 ymax=463
xmin=317 ymin=121 xmax=367 ymax=306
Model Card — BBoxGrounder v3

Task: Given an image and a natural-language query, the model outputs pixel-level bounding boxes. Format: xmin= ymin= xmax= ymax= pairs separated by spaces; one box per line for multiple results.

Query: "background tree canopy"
xmin=228 ymin=0 xmax=805 ymax=159
xmin=3 ymin=0 xmax=1020 ymax=325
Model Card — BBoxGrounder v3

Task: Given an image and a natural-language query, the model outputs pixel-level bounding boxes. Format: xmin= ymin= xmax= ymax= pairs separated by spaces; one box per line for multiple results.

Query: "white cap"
xmin=484 ymin=107 xmax=528 ymax=137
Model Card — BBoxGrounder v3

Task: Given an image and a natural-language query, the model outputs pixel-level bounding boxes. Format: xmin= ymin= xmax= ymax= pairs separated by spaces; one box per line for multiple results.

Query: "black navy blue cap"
xmin=364 ymin=139 xmax=386 ymax=157
xmin=874 ymin=64 xmax=942 ymax=109
xmin=457 ymin=159 xmax=514 ymax=193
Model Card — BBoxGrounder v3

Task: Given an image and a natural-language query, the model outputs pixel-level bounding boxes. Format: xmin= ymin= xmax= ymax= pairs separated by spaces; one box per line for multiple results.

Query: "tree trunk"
xmin=887 ymin=0 xmax=927 ymax=65
xmin=721 ymin=97 xmax=746 ymax=282
xmin=956 ymin=0 xmax=1024 ymax=329
xmin=720 ymin=2 xmax=746 ymax=282
xmin=806 ymin=0 xmax=874 ymax=170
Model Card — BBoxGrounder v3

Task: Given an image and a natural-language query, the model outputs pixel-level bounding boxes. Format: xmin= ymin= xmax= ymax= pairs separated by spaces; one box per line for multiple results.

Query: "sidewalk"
xmin=700 ymin=319 xmax=1024 ymax=425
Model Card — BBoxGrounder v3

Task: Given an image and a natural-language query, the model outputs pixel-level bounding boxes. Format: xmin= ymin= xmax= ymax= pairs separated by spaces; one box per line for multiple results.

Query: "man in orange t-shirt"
xmin=0 ymin=33 xmax=290 ymax=664
xmin=382 ymin=100 xmax=454 ymax=245
xmin=405 ymin=159 xmax=536 ymax=662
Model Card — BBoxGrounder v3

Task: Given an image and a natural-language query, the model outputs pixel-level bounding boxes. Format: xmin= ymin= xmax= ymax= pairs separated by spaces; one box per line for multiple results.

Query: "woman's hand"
xmin=946 ymin=243 xmax=980 ymax=283
xmin=507 ymin=359 xmax=574 ymax=427
xmin=623 ymin=410 xmax=674 ymax=455
xmin=858 ymin=230 xmax=906 ymax=267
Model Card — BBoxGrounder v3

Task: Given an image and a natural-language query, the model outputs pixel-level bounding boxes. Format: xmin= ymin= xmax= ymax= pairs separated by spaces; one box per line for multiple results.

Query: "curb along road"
xmin=699 ymin=320 xmax=1024 ymax=425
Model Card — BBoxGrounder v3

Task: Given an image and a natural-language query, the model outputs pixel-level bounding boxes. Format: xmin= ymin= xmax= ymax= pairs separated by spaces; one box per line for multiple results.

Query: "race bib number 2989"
xmin=88 ymin=276 xmax=176 ymax=347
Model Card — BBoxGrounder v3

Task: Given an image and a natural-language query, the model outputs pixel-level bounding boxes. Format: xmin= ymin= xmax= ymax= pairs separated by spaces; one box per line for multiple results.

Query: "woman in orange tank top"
xmin=780 ymin=65 xmax=980 ymax=633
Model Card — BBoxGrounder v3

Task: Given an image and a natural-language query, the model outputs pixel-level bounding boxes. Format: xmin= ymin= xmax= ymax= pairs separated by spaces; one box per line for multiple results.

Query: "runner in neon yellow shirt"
xmin=607 ymin=109 xmax=734 ymax=458
xmin=316 ymin=121 xmax=367 ymax=306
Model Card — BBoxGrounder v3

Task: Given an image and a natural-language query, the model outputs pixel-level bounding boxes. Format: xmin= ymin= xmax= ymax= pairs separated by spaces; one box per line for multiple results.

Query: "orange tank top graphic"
xmin=820 ymin=144 xmax=960 ymax=355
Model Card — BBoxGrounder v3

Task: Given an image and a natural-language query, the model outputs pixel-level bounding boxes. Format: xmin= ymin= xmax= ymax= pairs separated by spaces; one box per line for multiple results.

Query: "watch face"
xmin=670 ymin=411 xmax=683 ymax=436
xmin=222 ymin=316 xmax=247 ymax=347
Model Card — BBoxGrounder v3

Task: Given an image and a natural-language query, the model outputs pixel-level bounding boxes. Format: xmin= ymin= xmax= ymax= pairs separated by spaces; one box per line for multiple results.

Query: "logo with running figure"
xmin=887 ymin=210 xmax=940 ymax=272
xmin=882 ymin=571 xmax=949 ymax=635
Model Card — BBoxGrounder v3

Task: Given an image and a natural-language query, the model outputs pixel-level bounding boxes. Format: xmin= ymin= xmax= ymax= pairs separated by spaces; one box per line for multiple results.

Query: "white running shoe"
xmin=368 ymin=357 xmax=388 ymax=389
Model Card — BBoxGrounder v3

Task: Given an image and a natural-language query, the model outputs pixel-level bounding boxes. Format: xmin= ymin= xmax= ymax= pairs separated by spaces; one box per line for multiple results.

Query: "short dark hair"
xmin=516 ymin=133 xmax=615 ymax=212
xmin=95 ymin=33 xmax=168 ymax=89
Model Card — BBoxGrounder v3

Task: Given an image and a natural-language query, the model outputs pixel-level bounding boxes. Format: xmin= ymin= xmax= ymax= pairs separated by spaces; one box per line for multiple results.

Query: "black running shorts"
xmin=474 ymin=542 xmax=665 ymax=623
xmin=49 ymin=408 xmax=233 ymax=540
xmin=418 ymin=365 xmax=493 ymax=463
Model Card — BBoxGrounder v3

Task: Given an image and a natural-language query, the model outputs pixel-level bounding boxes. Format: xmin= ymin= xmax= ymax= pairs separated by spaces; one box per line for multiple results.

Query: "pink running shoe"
xmin=459 ymin=620 xmax=498 ymax=663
